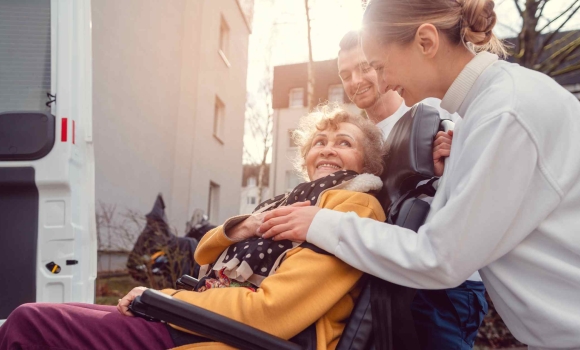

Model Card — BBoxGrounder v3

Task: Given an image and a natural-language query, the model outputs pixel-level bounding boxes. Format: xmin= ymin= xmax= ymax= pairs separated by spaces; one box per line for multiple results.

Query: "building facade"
xmin=269 ymin=59 xmax=358 ymax=195
xmin=239 ymin=164 xmax=270 ymax=214
xmin=92 ymin=0 xmax=252 ymax=244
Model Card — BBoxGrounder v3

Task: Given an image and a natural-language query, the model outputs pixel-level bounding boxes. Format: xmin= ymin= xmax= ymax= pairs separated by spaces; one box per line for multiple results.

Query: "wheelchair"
xmin=130 ymin=103 xmax=452 ymax=350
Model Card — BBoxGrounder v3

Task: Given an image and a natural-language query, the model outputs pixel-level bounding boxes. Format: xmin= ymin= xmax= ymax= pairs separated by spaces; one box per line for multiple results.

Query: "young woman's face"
xmin=305 ymin=122 xmax=365 ymax=181
xmin=361 ymin=32 xmax=428 ymax=106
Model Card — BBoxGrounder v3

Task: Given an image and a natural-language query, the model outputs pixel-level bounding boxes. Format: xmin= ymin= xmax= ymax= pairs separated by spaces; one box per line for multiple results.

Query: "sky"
xmin=243 ymin=0 xmax=580 ymax=164
xmin=249 ymin=0 xmax=580 ymax=87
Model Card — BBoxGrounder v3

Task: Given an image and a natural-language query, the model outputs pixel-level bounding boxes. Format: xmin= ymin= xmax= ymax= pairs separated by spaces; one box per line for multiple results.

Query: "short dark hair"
xmin=339 ymin=30 xmax=360 ymax=53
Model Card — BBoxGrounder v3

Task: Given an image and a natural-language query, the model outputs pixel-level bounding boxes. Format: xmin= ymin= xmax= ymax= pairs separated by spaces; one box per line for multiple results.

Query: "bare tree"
xmin=96 ymin=202 xmax=144 ymax=252
xmin=510 ymin=0 xmax=580 ymax=77
xmin=245 ymin=74 xmax=274 ymax=203
xmin=304 ymin=0 xmax=315 ymax=111
xmin=256 ymin=93 xmax=273 ymax=204
xmin=243 ymin=0 xmax=279 ymax=203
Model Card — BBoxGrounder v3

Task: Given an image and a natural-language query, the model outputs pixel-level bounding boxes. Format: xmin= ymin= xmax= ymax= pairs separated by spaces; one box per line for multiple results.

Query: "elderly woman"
xmin=0 ymin=105 xmax=450 ymax=350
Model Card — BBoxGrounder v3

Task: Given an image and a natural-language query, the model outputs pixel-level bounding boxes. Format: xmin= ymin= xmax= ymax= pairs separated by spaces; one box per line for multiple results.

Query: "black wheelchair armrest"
xmin=175 ymin=274 xmax=199 ymax=291
xmin=130 ymin=289 xmax=301 ymax=350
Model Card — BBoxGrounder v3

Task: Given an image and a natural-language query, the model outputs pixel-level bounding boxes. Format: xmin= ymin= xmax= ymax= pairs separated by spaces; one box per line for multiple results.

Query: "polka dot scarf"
xmin=254 ymin=169 xmax=360 ymax=211
xmin=197 ymin=170 xmax=359 ymax=290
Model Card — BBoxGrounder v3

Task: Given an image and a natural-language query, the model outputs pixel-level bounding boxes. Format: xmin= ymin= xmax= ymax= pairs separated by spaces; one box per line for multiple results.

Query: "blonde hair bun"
xmin=460 ymin=0 xmax=497 ymax=46
xmin=362 ymin=0 xmax=507 ymax=57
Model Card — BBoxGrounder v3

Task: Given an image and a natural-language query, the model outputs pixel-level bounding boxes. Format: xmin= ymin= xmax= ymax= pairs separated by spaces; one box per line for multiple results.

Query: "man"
xmin=338 ymin=30 xmax=456 ymax=137
xmin=338 ymin=31 xmax=406 ymax=136
xmin=335 ymin=30 xmax=487 ymax=349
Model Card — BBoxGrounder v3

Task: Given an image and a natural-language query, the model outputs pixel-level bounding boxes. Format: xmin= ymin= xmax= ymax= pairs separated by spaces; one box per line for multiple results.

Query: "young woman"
xmin=1 ymin=106 xmax=451 ymax=350
xmin=260 ymin=1 xmax=580 ymax=348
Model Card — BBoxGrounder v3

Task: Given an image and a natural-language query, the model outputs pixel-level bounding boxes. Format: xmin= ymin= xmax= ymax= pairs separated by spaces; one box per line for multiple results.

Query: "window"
xmin=248 ymin=177 xmax=257 ymax=187
xmin=288 ymin=129 xmax=298 ymax=147
xmin=0 ymin=0 xmax=52 ymax=112
xmin=213 ymin=96 xmax=225 ymax=142
xmin=218 ymin=15 xmax=230 ymax=67
xmin=285 ymin=171 xmax=302 ymax=192
xmin=289 ymin=88 xmax=304 ymax=108
xmin=208 ymin=182 xmax=220 ymax=224
xmin=328 ymin=84 xmax=344 ymax=104
xmin=247 ymin=196 xmax=256 ymax=205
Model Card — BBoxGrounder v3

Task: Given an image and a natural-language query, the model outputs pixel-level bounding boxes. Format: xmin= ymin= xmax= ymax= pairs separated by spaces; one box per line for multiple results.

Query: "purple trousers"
xmin=0 ymin=303 xmax=175 ymax=350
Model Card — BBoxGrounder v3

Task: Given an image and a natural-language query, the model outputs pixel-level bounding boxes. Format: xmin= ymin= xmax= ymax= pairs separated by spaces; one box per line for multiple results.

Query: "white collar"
xmin=376 ymin=101 xmax=409 ymax=127
xmin=441 ymin=52 xmax=499 ymax=115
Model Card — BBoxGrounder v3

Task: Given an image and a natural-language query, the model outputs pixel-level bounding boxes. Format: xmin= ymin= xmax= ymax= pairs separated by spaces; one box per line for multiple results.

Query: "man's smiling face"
xmin=338 ymin=47 xmax=381 ymax=110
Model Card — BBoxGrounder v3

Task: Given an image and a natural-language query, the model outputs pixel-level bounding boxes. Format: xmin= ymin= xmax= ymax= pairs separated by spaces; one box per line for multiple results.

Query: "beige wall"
xmin=93 ymin=0 xmax=249 ymax=237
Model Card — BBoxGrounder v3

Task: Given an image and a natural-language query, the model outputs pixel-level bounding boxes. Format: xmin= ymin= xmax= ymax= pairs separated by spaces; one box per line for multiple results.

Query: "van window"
xmin=0 ymin=0 xmax=52 ymax=112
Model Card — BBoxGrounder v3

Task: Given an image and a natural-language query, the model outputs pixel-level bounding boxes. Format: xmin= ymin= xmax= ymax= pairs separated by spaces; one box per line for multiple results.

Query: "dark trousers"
xmin=0 ymin=303 xmax=175 ymax=350
xmin=412 ymin=280 xmax=488 ymax=350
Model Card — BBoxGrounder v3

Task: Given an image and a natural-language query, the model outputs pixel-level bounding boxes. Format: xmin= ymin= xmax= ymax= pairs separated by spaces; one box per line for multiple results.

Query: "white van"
xmin=0 ymin=0 xmax=96 ymax=325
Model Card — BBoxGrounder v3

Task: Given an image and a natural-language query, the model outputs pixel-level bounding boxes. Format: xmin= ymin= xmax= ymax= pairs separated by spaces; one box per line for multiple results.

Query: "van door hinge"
xmin=46 ymin=93 xmax=56 ymax=107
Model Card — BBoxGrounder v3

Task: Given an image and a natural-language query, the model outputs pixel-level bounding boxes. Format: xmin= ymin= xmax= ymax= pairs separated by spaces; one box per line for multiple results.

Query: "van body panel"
xmin=0 ymin=0 xmax=96 ymax=323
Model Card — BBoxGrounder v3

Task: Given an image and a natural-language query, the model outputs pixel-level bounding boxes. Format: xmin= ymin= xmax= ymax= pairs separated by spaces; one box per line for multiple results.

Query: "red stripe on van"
xmin=61 ymin=118 xmax=68 ymax=142
xmin=72 ymin=120 xmax=75 ymax=144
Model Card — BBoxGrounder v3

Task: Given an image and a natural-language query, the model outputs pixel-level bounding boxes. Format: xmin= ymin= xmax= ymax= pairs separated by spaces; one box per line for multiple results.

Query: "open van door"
xmin=0 ymin=0 xmax=96 ymax=324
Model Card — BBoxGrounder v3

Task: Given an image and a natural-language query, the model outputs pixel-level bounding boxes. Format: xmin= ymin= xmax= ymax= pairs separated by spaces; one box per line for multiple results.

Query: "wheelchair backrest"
xmin=376 ymin=103 xmax=441 ymax=213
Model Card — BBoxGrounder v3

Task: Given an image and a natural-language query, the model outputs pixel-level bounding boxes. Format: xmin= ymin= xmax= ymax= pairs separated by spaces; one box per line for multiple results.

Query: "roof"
xmin=272 ymin=59 xmax=349 ymax=109
xmin=505 ymin=30 xmax=580 ymax=86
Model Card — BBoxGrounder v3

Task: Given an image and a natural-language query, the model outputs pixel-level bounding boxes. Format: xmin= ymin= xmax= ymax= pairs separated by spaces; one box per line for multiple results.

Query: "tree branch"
xmin=538 ymin=0 xmax=580 ymax=33
xmin=513 ymin=0 xmax=524 ymax=16
xmin=550 ymin=62 xmax=580 ymax=77
xmin=533 ymin=28 xmax=576 ymax=69
xmin=304 ymin=0 xmax=315 ymax=111
xmin=543 ymin=37 xmax=580 ymax=75
xmin=537 ymin=0 xmax=549 ymax=18
xmin=543 ymin=30 xmax=577 ymax=53
xmin=497 ymin=21 xmax=521 ymax=36
xmin=536 ymin=4 xmax=580 ymax=66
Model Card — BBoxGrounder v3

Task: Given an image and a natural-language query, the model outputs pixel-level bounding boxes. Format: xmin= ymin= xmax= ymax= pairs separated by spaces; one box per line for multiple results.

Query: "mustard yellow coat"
xmin=161 ymin=189 xmax=385 ymax=350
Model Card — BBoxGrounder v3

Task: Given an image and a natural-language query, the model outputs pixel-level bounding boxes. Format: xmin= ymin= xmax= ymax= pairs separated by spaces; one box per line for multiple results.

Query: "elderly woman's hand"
xmin=433 ymin=130 xmax=453 ymax=177
xmin=259 ymin=201 xmax=319 ymax=242
xmin=227 ymin=212 xmax=267 ymax=241
xmin=117 ymin=286 xmax=148 ymax=316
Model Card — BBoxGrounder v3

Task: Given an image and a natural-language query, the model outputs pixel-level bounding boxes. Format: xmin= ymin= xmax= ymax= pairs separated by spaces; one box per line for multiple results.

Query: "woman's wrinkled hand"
xmin=259 ymin=201 xmax=319 ymax=242
xmin=433 ymin=130 xmax=453 ymax=177
xmin=227 ymin=212 xmax=267 ymax=241
xmin=117 ymin=286 xmax=148 ymax=317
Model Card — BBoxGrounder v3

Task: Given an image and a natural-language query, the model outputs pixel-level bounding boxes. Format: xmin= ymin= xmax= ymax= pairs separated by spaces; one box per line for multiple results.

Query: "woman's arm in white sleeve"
xmin=307 ymin=113 xmax=550 ymax=289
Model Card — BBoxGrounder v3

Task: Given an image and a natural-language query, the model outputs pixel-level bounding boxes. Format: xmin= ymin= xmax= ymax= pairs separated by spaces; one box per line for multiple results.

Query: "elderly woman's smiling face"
xmin=305 ymin=122 xmax=366 ymax=181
